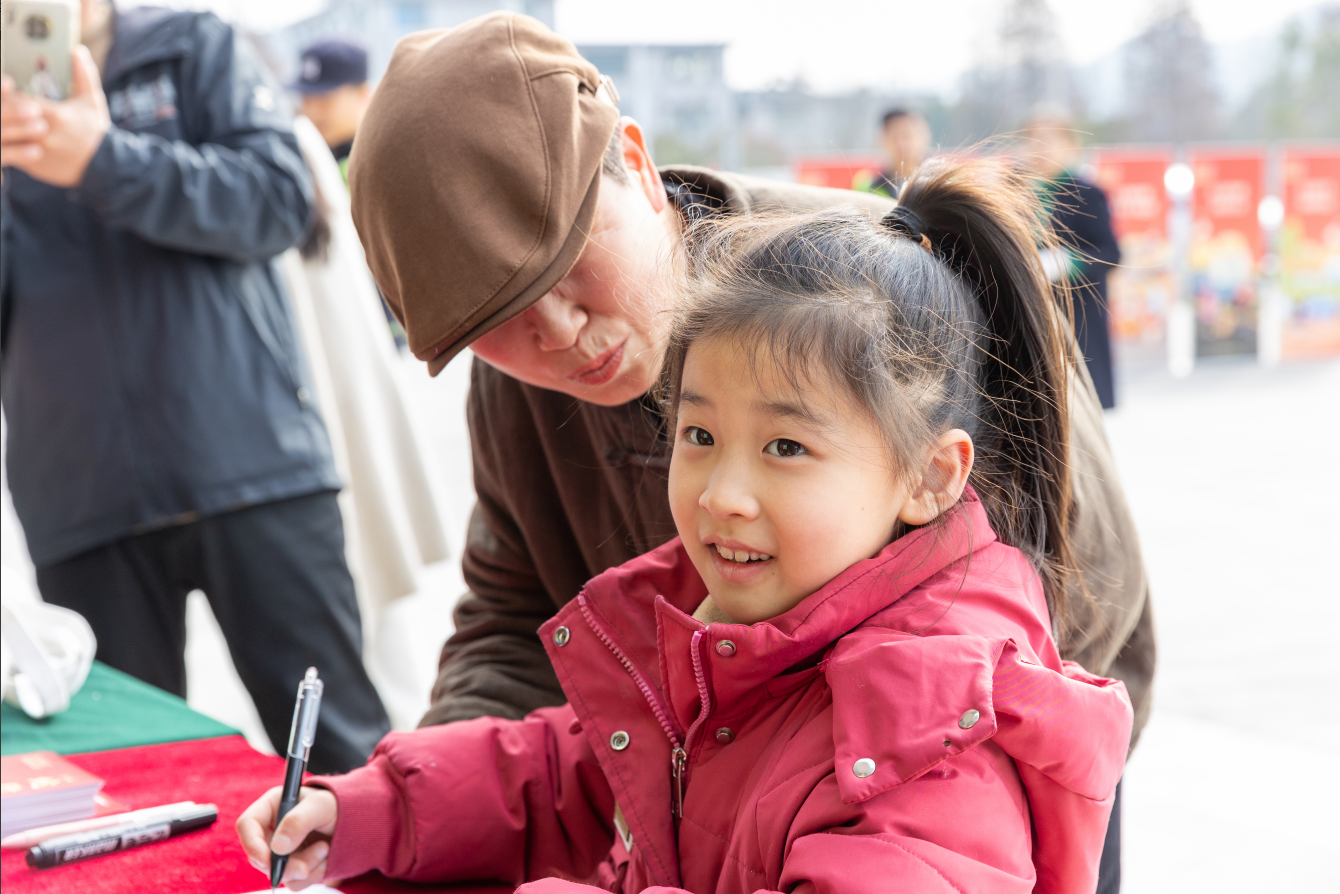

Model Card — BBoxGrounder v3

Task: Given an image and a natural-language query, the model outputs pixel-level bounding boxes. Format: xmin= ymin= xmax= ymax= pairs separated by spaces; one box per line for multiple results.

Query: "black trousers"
xmin=1096 ymin=779 xmax=1122 ymax=894
xmin=37 ymin=491 xmax=391 ymax=774
xmin=1075 ymin=283 xmax=1117 ymax=411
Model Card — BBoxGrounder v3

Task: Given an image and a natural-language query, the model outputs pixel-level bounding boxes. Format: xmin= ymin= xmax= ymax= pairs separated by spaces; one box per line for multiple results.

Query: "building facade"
xmin=576 ymin=43 xmax=736 ymax=171
xmin=266 ymin=0 xmax=555 ymax=86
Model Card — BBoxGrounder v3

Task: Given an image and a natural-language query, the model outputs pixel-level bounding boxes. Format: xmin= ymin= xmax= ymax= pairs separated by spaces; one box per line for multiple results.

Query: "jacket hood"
xmin=827 ymin=632 xmax=1131 ymax=802
xmin=105 ymin=6 xmax=203 ymax=84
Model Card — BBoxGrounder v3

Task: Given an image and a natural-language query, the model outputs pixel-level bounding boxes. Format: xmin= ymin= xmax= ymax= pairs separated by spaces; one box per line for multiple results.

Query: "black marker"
xmin=25 ymin=804 xmax=218 ymax=868
xmin=271 ymin=667 xmax=323 ymax=892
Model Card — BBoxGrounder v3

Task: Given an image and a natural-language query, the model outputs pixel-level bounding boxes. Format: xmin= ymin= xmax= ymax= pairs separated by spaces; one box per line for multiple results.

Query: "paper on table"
xmin=241 ymin=887 xmax=343 ymax=894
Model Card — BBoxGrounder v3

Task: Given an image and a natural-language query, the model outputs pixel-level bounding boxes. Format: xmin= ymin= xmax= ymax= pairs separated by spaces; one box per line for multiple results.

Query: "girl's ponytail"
xmin=895 ymin=161 xmax=1080 ymax=635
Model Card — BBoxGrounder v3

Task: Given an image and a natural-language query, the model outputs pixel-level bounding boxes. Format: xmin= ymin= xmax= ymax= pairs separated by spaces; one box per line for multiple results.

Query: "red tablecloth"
xmin=0 ymin=736 xmax=509 ymax=894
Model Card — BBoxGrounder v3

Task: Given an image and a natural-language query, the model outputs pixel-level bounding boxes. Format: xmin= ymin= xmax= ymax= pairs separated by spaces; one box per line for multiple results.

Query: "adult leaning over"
xmin=352 ymin=12 xmax=1152 ymax=889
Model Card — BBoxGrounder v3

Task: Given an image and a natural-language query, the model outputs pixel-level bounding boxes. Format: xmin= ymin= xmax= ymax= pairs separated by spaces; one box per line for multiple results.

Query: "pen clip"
xmin=298 ymin=679 xmax=323 ymax=754
xmin=286 ymin=668 xmax=324 ymax=760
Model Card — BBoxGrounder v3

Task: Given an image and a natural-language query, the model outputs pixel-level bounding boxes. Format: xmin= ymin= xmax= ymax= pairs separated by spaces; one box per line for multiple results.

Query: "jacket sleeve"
xmin=1062 ymin=361 xmax=1154 ymax=748
xmin=73 ymin=16 xmax=311 ymax=262
xmin=420 ymin=367 xmax=569 ymax=727
xmin=310 ymin=706 xmax=616 ymax=885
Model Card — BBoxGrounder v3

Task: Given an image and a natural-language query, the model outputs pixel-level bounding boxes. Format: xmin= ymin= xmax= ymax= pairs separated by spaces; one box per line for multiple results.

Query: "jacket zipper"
xmin=577 ymin=595 xmax=713 ymax=819
xmin=676 ymin=629 xmax=713 ymax=817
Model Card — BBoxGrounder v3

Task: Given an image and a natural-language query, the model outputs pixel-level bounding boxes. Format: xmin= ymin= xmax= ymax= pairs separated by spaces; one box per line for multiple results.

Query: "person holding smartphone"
xmin=0 ymin=0 xmax=390 ymax=774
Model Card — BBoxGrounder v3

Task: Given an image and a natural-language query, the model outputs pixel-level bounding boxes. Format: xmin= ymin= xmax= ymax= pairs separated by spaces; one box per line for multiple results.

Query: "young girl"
xmin=238 ymin=161 xmax=1132 ymax=894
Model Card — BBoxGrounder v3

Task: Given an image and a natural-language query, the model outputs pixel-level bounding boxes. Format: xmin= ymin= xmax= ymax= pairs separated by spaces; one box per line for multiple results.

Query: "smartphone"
xmin=1 ymin=0 xmax=79 ymax=100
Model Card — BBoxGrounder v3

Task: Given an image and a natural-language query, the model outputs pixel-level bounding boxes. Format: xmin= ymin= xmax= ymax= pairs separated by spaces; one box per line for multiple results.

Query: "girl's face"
xmin=668 ymin=337 xmax=916 ymax=624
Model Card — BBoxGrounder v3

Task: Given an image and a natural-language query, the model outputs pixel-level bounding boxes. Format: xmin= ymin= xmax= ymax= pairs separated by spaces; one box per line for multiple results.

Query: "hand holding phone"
xmin=1 ymin=45 xmax=108 ymax=186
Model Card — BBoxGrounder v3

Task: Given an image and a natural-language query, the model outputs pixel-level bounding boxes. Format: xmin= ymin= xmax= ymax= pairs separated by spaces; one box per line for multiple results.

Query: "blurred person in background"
xmin=860 ymin=107 xmax=932 ymax=197
xmin=293 ymin=39 xmax=371 ymax=181
xmin=241 ymin=14 xmax=1150 ymax=889
xmin=1023 ymin=108 xmax=1122 ymax=410
xmin=0 ymin=0 xmax=390 ymax=773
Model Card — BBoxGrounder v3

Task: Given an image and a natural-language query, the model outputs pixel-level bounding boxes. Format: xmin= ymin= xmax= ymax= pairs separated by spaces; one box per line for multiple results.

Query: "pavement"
xmin=174 ymin=353 xmax=1340 ymax=886
xmin=1103 ymin=357 xmax=1340 ymax=890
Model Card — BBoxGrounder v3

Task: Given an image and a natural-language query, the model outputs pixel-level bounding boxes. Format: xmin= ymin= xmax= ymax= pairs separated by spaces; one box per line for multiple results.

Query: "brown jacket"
xmin=423 ymin=167 xmax=1155 ymax=748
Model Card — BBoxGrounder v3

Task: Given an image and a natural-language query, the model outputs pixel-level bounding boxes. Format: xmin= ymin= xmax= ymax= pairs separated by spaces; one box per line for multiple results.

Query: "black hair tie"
xmin=882 ymin=206 xmax=933 ymax=253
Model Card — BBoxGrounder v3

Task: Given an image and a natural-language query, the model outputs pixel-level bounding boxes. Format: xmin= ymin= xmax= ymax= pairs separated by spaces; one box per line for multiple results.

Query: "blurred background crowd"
xmin=264 ymin=0 xmax=1340 ymax=376
xmin=2 ymin=0 xmax=1336 ymax=891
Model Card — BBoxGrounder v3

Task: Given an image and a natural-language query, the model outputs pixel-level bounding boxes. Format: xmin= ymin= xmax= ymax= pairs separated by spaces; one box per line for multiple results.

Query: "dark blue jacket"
xmin=1 ymin=7 xmax=340 ymax=566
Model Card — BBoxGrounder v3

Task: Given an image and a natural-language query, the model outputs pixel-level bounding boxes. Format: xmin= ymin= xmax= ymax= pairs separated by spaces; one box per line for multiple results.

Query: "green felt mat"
xmin=1 ymin=661 xmax=237 ymax=756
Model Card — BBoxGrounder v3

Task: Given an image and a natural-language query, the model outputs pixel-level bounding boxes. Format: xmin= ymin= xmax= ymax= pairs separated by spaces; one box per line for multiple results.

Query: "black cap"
xmin=293 ymin=39 xmax=369 ymax=93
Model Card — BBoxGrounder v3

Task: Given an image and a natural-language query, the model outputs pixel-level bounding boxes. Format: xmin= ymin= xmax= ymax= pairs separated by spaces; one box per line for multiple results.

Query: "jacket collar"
xmin=661 ymin=165 xmax=753 ymax=215
xmin=104 ymin=5 xmax=199 ymax=85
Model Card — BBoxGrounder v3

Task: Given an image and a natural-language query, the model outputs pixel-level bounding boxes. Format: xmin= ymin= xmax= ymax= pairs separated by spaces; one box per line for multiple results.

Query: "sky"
xmin=151 ymin=0 xmax=1325 ymax=95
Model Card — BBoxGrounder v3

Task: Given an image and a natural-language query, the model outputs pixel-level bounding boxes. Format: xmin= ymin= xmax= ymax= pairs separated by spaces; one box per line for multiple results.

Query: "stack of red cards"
xmin=0 ymin=752 xmax=104 ymax=839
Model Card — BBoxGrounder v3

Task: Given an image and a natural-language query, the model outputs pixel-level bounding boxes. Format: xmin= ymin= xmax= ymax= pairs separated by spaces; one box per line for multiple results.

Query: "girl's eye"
xmin=684 ymin=426 xmax=714 ymax=447
xmin=765 ymin=438 xmax=808 ymax=458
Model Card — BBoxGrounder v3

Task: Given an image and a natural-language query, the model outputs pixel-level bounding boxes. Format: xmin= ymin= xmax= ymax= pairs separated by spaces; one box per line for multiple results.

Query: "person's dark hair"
xmin=299 ymin=168 xmax=333 ymax=261
xmin=662 ymin=159 xmax=1080 ymax=636
xmin=881 ymin=107 xmax=921 ymax=129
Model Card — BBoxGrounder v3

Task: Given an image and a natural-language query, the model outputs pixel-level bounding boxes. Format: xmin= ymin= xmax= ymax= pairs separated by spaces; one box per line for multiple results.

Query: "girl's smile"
xmin=705 ymin=537 xmax=776 ymax=585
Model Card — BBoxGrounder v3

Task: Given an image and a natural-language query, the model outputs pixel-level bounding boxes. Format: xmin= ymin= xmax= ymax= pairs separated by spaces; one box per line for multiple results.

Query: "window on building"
xmin=666 ymin=50 xmax=714 ymax=85
xmin=580 ymin=47 xmax=628 ymax=78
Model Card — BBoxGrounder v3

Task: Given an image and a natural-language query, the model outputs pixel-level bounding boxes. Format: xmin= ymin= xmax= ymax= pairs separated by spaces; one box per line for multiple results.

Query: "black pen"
xmin=25 ymin=804 xmax=218 ymax=868
xmin=271 ymin=667 xmax=323 ymax=892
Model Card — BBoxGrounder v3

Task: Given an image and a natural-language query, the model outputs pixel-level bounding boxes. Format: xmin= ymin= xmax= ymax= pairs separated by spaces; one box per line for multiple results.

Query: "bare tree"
xmin=998 ymin=0 xmax=1071 ymax=120
xmin=945 ymin=0 xmax=1073 ymax=142
xmin=1123 ymin=0 xmax=1220 ymax=142
xmin=1298 ymin=5 xmax=1340 ymax=137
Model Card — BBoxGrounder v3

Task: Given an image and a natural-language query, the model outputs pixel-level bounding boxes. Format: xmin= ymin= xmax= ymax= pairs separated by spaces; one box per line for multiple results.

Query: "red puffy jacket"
xmin=313 ymin=494 xmax=1132 ymax=893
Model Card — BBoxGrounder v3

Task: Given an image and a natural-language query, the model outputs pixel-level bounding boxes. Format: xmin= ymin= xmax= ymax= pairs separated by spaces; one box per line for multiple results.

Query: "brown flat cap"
xmin=348 ymin=13 xmax=620 ymax=375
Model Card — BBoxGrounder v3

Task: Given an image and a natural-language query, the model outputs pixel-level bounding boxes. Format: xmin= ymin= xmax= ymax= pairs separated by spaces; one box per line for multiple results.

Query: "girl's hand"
xmin=235 ymin=785 xmax=338 ymax=891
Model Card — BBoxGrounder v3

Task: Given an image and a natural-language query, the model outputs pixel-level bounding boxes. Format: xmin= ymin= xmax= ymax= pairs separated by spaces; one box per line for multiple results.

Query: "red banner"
xmin=794 ymin=157 xmax=883 ymax=191
xmin=1189 ymin=150 xmax=1265 ymax=356
xmin=1091 ymin=150 xmax=1174 ymax=366
xmin=1280 ymin=148 xmax=1340 ymax=358
xmin=1096 ymin=153 xmax=1171 ymax=241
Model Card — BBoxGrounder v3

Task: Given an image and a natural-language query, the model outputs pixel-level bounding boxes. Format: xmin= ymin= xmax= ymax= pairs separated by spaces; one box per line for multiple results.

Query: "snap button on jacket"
xmin=313 ymin=494 xmax=1132 ymax=893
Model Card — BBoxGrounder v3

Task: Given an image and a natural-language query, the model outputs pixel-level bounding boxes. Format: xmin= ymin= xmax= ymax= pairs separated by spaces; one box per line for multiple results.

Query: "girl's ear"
xmin=898 ymin=430 xmax=974 ymax=526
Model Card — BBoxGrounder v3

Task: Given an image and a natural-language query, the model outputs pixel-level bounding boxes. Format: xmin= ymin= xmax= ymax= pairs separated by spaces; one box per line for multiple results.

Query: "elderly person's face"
xmin=470 ymin=121 xmax=680 ymax=407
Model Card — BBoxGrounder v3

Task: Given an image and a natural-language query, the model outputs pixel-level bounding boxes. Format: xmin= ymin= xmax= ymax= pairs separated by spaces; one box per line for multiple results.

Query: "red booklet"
xmin=0 ymin=752 xmax=105 ymax=838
